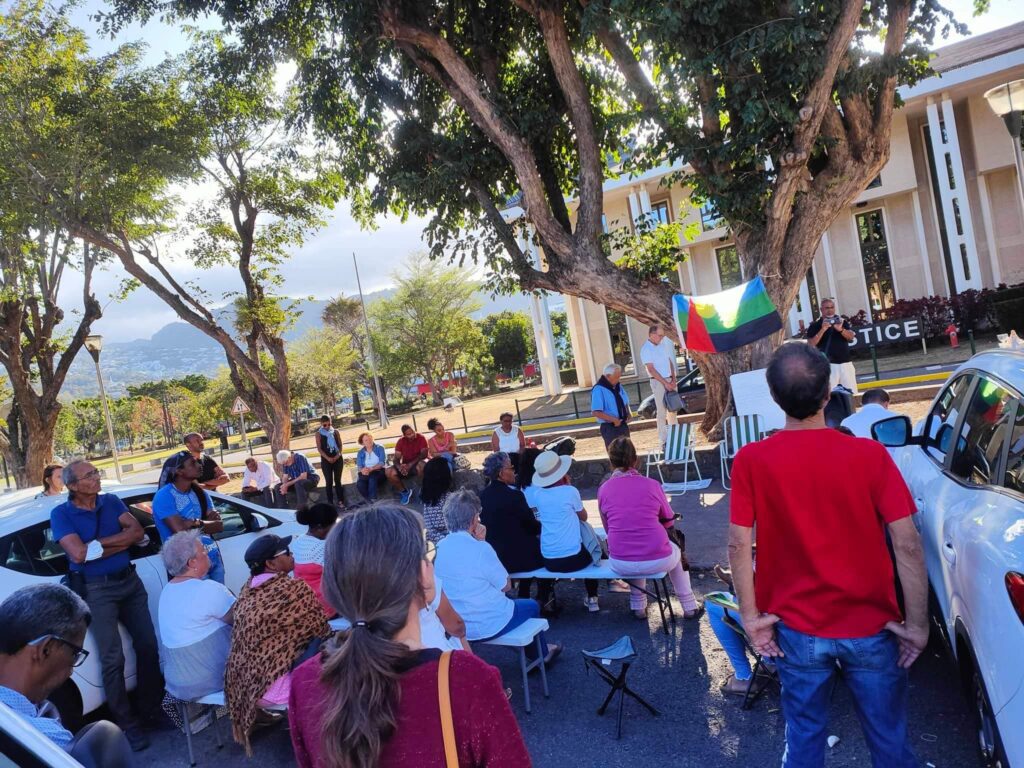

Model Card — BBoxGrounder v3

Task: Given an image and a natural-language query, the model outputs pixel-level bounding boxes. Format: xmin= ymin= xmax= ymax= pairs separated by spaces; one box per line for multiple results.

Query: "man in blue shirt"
xmin=0 ymin=584 xmax=133 ymax=765
xmin=50 ymin=460 xmax=163 ymax=752
xmin=591 ymin=363 xmax=632 ymax=449
xmin=152 ymin=451 xmax=226 ymax=583
xmin=275 ymin=449 xmax=320 ymax=508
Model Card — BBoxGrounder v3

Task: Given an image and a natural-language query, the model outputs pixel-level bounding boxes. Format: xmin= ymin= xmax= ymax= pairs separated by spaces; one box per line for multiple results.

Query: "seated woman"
xmin=288 ymin=502 xmax=530 ymax=768
xmin=531 ymin=451 xmax=600 ymax=612
xmin=435 ymin=490 xmax=560 ymax=662
xmin=419 ymin=456 xmax=453 ymax=544
xmin=292 ymin=503 xmax=338 ymax=617
xmin=158 ymin=530 xmax=235 ymax=701
xmin=490 ymin=413 xmax=526 ymax=472
xmin=355 ymin=432 xmax=388 ymax=502
xmin=479 ymin=452 xmax=552 ymax=609
xmin=597 ymin=437 xmax=702 ymax=620
xmin=704 ymin=567 xmax=762 ymax=696
xmin=426 ymin=418 xmax=459 ymax=468
xmin=225 ymin=534 xmax=331 ymax=754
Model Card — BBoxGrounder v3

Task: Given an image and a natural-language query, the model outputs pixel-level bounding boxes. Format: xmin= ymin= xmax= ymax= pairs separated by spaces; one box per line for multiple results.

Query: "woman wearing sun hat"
xmin=531 ymin=450 xmax=601 ymax=612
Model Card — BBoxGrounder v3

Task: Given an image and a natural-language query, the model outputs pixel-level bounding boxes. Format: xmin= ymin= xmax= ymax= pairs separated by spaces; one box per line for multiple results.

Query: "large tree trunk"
xmin=5 ymin=398 xmax=59 ymax=490
xmin=350 ymin=386 xmax=362 ymax=415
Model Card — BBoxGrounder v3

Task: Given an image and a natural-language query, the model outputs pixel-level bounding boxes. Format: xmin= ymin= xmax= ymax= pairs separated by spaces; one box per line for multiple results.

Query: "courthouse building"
xmin=518 ymin=22 xmax=1024 ymax=394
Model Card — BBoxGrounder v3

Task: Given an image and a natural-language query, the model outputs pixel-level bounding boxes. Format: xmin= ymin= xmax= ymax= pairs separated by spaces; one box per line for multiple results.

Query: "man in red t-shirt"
xmin=729 ymin=342 xmax=928 ymax=768
xmin=386 ymin=424 xmax=428 ymax=504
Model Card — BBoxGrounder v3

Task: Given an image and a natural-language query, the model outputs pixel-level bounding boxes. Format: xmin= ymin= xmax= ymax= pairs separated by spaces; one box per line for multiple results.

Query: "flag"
xmin=673 ymin=276 xmax=783 ymax=354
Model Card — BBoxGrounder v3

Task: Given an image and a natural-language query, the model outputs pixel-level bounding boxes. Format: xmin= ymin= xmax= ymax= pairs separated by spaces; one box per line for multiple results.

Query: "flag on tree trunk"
xmin=672 ymin=276 xmax=783 ymax=353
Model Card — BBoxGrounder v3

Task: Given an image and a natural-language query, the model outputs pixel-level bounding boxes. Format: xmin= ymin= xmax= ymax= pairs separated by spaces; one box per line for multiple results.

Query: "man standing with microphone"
xmin=805 ymin=298 xmax=858 ymax=393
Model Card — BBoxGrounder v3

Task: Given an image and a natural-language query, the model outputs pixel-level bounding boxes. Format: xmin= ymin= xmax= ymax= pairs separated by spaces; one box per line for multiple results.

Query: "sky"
xmin=62 ymin=0 xmax=1024 ymax=343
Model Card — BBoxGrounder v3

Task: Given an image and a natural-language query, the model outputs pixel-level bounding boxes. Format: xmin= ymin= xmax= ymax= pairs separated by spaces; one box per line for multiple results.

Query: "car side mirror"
xmin=871 ymin=415 xmax=912 ymax=446
xmin=935 ymin=422 xmax=955 ymax=454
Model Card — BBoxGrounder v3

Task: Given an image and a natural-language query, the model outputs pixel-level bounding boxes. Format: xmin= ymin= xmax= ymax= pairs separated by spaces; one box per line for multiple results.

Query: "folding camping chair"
xmin=718 ymin=415 xmax=765 ymax=490
xmin=581 ymin=636 xmax=659 ymax=739
xmin=645 ymin=422 xmax=701 ymax=497
xmin=704 ymin=592 xmax=780 ymax=710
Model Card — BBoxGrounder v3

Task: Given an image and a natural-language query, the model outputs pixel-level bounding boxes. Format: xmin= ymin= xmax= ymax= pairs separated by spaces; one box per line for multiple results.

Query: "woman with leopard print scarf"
xmin=224 ymin=534 xmax=331 ymax=754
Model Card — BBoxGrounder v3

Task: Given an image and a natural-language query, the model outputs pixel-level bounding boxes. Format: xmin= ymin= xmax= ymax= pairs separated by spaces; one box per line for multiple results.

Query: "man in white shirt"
xmin=640 ymin=324 xmax=678 ymax=443
xmin=841 ymin=388 xmax=892 ymax=438
xmin=240 ymin=457 xmax=276 ymax=507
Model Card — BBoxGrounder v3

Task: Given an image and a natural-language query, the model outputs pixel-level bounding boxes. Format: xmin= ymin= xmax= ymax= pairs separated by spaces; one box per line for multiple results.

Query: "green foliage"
xmin=549 ymin=310 xmax=573 ymax=365
xmin=287 ymin=328 xmax=360 ymax=411
xmin=480 ymin=311 xmax=536 ymax=375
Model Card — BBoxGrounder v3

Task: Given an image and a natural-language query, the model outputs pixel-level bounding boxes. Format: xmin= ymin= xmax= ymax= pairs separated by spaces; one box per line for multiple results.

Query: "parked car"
xmin=0 ymin=702 xmax=82 ymax=768
xmin=873 ymin=350 xmax=1024 ymax=768
xmin=0 ymin=485 xmax=302 ymax=728
xmin=636 ymin=366 xmax=706 ymax=418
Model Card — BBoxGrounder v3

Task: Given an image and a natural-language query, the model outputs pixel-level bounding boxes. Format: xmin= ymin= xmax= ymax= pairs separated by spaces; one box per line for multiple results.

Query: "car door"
xmin=905 ymin=373 xmax=974 ymax=629
xmin=207 ymin=495 xmax=295 ymax=594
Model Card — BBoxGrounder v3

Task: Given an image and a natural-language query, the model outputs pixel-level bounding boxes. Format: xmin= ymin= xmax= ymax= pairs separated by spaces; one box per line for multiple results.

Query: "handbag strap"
xmin=438 ymin=651 xmax=458 ymax=768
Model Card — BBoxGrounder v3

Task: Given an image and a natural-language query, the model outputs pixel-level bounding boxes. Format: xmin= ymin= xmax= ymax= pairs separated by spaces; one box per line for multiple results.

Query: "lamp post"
xmin=984 ymin=79 xmax=1024 ymax=206
xmin=84 ymin=335 xmax=122 ymax=483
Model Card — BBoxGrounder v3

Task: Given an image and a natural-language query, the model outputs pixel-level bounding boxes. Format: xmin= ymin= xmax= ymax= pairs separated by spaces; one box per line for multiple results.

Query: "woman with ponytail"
xmin=288 ymin=502 xmax=531 ymax=768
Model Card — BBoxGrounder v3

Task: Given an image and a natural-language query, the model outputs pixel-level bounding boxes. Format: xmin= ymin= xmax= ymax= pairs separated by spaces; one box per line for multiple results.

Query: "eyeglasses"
xmin=27 ymin=635 xmax=90 ymax=667
xmin=72 ymin=469 xmax=100 ymax=483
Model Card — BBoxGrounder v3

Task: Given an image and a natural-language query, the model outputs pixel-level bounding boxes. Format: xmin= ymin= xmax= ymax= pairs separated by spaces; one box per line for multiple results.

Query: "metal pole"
xmin=515 ymin=399 xmax=522 ymax=426
xmin=870 ymin=346 xmax=880 ymax=381
xmin=92 ymin=358 xmax=122 ymax=482
xmin=353 ymin=252 xmax=389 ymax=429
xmin=1011 ymin=122 xmax=1024 ymax=207
xmin=461 ymin=406 xmax=469 ymax=434
xmin=239 ymin=411 xmax=249 ymax=452
xmin=411 ymin=413 xmax=417 ymax=433
xmin=968 ymin=329 xmax=976 ymax=355
xmin=921 ymin=337 xmax=927 ymax=357
xmin=571 ymin=391 xmax=579 ymax=419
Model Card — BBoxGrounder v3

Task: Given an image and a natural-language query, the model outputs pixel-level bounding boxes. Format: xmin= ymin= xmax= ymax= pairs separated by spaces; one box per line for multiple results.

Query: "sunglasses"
xmin=274 ymin=549 xmax=292 ymax=558
xmin=28 ymin=634 xmax=89 ymax=667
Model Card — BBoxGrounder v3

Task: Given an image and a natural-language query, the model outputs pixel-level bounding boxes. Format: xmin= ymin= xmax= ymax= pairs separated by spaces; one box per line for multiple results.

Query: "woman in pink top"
xmin=597 ymin=437 xmax=701 ymax=620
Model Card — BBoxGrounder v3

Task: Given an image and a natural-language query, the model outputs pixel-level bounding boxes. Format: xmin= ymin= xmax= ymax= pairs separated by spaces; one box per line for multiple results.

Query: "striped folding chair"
xmin=718 ymin=415 xmax=765 ymax=490
xmin=645 ymin=422 xmax=701 ymax=497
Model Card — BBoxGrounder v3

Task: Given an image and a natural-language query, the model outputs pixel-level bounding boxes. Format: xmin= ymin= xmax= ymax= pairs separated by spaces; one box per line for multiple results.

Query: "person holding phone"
xmin=805 ymin=298 xmax=858 ymax=393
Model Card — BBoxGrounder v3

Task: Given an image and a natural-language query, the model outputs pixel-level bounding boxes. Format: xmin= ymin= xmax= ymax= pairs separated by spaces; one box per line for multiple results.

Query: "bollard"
xmin=870 ymin=346 xmax=880 ymax=380
xmin=461 ymin=406 xmax=469 ymax=433
xmin=968 ymin=330 xmax=976 ymax=355
xmin=515 ymin=399 xmax=522 ymax=426
xmin=412 ymin=413 xmax=418 ymax=433
xmin=571 ymin=391 xmax=579 ymax=419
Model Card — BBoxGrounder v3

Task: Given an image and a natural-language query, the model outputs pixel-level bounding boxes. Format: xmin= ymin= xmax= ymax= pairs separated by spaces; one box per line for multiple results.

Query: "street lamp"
xmin=84 ymin=335 xmax=122 ymax=483
xmin=983 ymin=79 xmax=1024 ymax=204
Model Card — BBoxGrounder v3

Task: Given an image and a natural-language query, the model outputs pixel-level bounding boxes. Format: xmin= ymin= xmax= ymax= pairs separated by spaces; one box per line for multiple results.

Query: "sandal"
xmin=683 ymin=603 xmax=705 ymax=620
xmin=721 ymin=674 xmax=764 ymax=697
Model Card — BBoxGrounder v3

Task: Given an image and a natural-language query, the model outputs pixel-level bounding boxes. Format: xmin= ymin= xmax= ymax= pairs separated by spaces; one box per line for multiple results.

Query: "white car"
xmin=875 ymin=350 xmax=1024 ymax=768
xmin=0 ymin=485 xmax=302 ymax=727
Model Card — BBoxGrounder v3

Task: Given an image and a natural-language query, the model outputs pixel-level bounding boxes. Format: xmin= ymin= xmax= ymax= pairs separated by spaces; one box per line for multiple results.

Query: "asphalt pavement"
xmin=138 ymin=484 xmax=979 ymax=768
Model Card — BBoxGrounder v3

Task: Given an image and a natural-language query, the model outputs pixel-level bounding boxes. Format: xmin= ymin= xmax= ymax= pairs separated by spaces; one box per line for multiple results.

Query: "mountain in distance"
xmin=62 ymin=287 xmax=563 ymax=398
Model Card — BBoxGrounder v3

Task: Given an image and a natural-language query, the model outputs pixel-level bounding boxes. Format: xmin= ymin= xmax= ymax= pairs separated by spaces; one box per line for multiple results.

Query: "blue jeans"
xmin=774 ymin=622 xmax=916 ymax=768
xmin=480 ymin=598 xmax=548 ymax=659
xmin=356 ymin=468 xmax=386 ymax=501
xmin=705 ymin=593 xmax=752 ymax=680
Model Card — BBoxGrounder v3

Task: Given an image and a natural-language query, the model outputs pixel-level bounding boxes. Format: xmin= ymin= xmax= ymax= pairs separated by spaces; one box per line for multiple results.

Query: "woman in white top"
xmin=419 ymin=573 xmax=471 ymax=652
xmin=490 ymin=412 xmax=526 ymax=473
xmin=158 ymin=530 xmax=236 ymax=700
xmin=434 ymin=490 xmax=559 ymax=662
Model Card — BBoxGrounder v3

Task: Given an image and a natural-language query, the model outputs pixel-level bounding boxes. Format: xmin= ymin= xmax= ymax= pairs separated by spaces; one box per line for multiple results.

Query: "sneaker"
xmin=125 ymin=727 xmax=150 ymax=752
xmin=400 ymin=489 xmax=413 ymax=505
xmin=608 ymin=579 xmax=631 ymax=593
xmin=585 ymin=596 xmax=600 ymax=613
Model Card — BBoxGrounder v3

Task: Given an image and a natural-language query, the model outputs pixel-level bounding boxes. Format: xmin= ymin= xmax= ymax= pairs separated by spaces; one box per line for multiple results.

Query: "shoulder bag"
xmin=438 ymin=650 xmax=459 ymax=768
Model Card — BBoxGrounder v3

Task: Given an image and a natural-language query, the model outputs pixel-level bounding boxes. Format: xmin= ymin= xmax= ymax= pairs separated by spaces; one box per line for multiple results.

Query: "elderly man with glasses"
xmin=50 ymin=459 xmax=164 ymax=752
xmin=806 ymin=298 xmax=858 ymax=393
xmin=0 ymin=583 xmax=133 ymax=766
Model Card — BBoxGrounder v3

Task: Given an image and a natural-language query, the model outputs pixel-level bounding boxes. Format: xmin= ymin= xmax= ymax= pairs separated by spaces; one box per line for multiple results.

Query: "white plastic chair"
xmin=646 ymin=422 xmax=701 ymax=497
xmin=718 ymin=415 xmax=765 ymax=490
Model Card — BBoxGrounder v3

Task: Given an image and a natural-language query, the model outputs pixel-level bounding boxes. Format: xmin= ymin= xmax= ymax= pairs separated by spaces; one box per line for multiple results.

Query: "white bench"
xmin=509 ymin=560 xmax=676 ymax=633
xmin=478 ymin=618 xmax=550 ymax=713
xmin=178 ymin=691 xmax=286 ymax=766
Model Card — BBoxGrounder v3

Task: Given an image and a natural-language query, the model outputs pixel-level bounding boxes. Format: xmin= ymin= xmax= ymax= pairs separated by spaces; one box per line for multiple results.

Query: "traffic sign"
xmin=231 ymin=397 xmax=251 ymax=415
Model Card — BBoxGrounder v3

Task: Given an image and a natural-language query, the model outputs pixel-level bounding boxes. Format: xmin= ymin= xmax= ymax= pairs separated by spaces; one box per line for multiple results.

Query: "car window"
xmin=210 ymin=498 xmax=281 ymax=541
xmin=0 ymin=522 xmax=69 ymax=577
xmin=948 ymin=377 xmax=1014 ymax=486
xmin=679 ymin=368 xmax=704 ymax=391
xmin=1003 ymin=403 xmax=1024 ymax=494
xmin=924 ymin=373 xmax=973 ymax=463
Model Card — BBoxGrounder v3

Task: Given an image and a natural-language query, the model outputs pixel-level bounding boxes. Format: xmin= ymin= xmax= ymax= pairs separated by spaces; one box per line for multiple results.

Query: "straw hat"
xmin=532 ymin=450 xmax=573 ymax=488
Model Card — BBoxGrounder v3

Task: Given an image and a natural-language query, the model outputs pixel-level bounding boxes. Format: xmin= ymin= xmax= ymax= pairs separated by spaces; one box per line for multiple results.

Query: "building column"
xmin=820 ymin=230 xmax=839 ymax=301
xmin=518 ymin=226 xmax=563 ymax=396
xmin=976 ymin=174 xmax=1003 ymax=287
xmin=910 ymin=190 xmax=936 ymax=296
xmin=925 ymin=95 xmax=983 ymax=291
xmin=627 ymin=185 xmax=653 ymax=228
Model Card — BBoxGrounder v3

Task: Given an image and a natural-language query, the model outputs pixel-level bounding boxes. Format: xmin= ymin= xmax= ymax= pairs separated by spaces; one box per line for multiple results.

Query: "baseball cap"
xmin=243 ymin=534 xmax=293 ymax=569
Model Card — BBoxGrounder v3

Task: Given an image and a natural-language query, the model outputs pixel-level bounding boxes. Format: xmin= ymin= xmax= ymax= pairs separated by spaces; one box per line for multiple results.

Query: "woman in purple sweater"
xmin=597 ymin=437 xmax=702 ymax=620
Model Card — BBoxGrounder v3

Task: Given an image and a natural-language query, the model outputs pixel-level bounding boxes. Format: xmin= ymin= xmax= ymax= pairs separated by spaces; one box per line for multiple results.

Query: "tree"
xmin=0 ymin=4 xmax=107 ymax=486
xmin=102 ymin=0 xmax=959 ymax=432
xmin=321 ymin=295 xmax=369 ymax=413
xmin=549 ymin=310 xmax=573 ymax=367
xmin=287 ymin=328 xmax=360 ymax=415
xmin=481 ymin=311 xmax=535 ymax=376
xmin=369 ymin=259 xmax=481 ymax=405
xmin=128 ymin=396 xmax=165 ymax=451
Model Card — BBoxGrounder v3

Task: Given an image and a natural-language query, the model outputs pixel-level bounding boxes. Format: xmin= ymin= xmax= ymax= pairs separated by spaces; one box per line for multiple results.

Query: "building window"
xmin=856 ymin=209 xmax=895 ymax=312
xmin=794 ymin=267 xmax=820 ymax=314
xmin=715 ymin=245 xmax=743 ymax=290
xmin=923 ymin=127 xmax=958 ymax=292
xmin=866 ymin=174 xmax=882 ymax=189
xmin=700 ymin=201 xmax=724 ymax=232
xmin=650 ymin=200 xmax=671 ymax=226
xmin=605 ymin=309 xmax=634 ymax=374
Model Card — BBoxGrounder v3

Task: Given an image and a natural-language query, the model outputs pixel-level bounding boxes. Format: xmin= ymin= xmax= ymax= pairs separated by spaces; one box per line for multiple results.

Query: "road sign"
xmin=231 ymin=397 xmax=251 ymax=415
